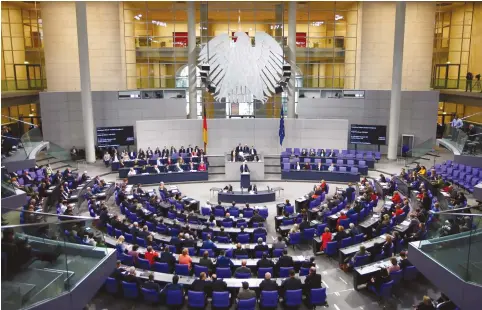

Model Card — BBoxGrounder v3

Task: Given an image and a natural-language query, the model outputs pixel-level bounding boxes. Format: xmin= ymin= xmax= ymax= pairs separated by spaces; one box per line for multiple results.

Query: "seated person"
xmin=318 ymin=149 xmax=326 ymax=157
xmin=304 ymin=162 xmax=311 ymax=170
xmin=296 ymin=162 xmax=301 ymax=171
xmin=254 ymin=238 xmax=269 ymax=253
xmin=216 ymin=250 xmax=234 ymax=268
xmin=235 ymin=260 xmax=252 ymax=277
xmin=413 ymin=296 xmax=435 ymax=310
xmin=127 ymin=168 xmax=136 ymax=176
xmin=327 ymin=163 xmax=336 ymax=172
xmin=281 ymin=269 xmax=302 ymax=296
xmin=234 ymin=243 xmax=248 ymax=257
xmin=191 ymin=272 xmax=210 ymax=292
xmin=237 ymin=281 xmax=256 ymax=301
xmin=162 ymin=275 xmax=184 ymax=297
xmin=387 ymin=257 xmax=400 ymax=273
xmin=198 ymin=161 xmax=207 ymax=171
xmin=366 ymin=268 xmax=390 ymax=293
xmin=142 ymin=273 xmax=161 ymax=293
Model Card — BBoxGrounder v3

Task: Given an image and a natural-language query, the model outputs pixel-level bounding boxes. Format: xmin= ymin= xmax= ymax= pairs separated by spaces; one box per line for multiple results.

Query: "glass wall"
xmin=1 ymin=1 xmax=45 ymax=91
xmin=122 ymin=1 xmax=359 ymax=117
xmin=294 ymin=1 xmax=358 ymax=89
xmin=432 ymin=2 xmax=474 ymax=90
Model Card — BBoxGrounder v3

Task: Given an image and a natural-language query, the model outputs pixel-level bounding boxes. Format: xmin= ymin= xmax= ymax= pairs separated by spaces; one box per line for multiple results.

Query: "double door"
xmin=14 ymin=64 xmax=42 ymax=90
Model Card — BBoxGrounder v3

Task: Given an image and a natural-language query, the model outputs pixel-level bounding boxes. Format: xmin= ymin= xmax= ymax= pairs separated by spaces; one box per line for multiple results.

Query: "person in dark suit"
xmin=211 ymin=273 xmax=228 ymax=292
xmin=281 ymin=269 xmax=302 ymax=296
xmin=254 ymin=238 xmax=269 ymax=253
xmin=276 ymin=249 xmax=294 ymax=272
xmin=259 ymin=272 xmax=278 ymax=293
xmin=249 ymin=145 xmax=257 ymax=157
xmin=257 ymin=253 xmax=275 ymax=269
xmin=299 ymin=217 xmax=310 ymax=232
xmin=399 ymin=251 xmax=412 ymax=269
xmin=304 ymin=267 xmax=322 ymax=296
xmin=199 ymin=250 xmax=215 ymax=272
xmin=162 ymin=275 xmax=184 ymax=297
xmin=240 ymin=161 xmax=250 ymax=173
xmin=142 ymin=273 xmax=161 ymax=293
xmin=234 ymin=243 xmax=248 ymax=257
xmin=111 ymin=260 xmax=126 ymax=282
xmin=159 ymin=247 xmax=176 ymax=271
xmin=235 ymin=260 xmax=252 ymax=277
xmin=191 ymin=272 xmax=210 ymax=292
xmin=123 ymin=266 xmax=143 ymax=287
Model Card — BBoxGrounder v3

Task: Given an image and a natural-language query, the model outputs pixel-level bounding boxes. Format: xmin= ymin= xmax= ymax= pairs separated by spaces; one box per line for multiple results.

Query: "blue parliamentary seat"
xmin=153 ymin=262 xmax=169 ymax=273
xmin=166 ymin=289 xmax=184 ymax=306
xmin=141 ymin=288 xmax=161 ymax=303
xmin=194 ymin=265 xmax=209 ymax=277
xmin=105 ymin=277 xmax=119 ymax=295
xmin=216 ymin=267 xmax=232 ymax=278
xmin=188 ymin=290 xmax=206 ymax=308
xmin=258 ymin=267 xmax=274 ymax=278
xmin=310 ymin=288 xmax=327 ymax=307
xmin=285 ymin=289 xmax=302 ymax=307
xmin=122 ymin=281 xmax=139 ymax=299
xmin=212 ymin=291 xmax=230 ymax=308
xmin=175 ymin=264 xmax=190 ymax=276
xmin=260 ymin=290 xmax=278 ymax=308
xmin=237 ymin=297 xmax=256 ymax=310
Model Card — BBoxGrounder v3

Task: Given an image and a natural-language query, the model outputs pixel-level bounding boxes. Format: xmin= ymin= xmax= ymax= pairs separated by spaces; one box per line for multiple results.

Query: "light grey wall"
xmin=136 ymin=118 xmax=349 ymax=155
xmin=297 ymin=90 xmax=439 ymax=152
xmin=39 ymin=91 xmax=187 ymax=149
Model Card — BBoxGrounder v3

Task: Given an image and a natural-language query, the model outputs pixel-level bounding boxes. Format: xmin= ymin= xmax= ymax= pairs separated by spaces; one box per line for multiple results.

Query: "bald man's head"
xmin=265 ymin=272 xmax=272 ymax=280
xmin=310 ymin=267 xmax=316 ymax=274
xmin=241 ymin=260 xmax=247 ymax=266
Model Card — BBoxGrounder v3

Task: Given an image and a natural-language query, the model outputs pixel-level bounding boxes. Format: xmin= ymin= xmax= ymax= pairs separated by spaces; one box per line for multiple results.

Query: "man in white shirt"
xmin=153 ymin=165 xmax=161 ymax=174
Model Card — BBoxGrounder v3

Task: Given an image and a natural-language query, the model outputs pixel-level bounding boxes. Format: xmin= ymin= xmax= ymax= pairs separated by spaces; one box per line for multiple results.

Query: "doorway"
xmin=14 ymin=64 xmax=42 ymax=90
xmin=432 ymin=64 xmax=460 ymax=89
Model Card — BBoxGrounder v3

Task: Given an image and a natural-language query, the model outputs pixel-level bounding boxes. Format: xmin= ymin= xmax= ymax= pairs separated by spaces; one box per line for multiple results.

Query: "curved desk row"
xmin=112 ymin=157 xmax=206 ymax=171
xmin=218 ymin=191 xmax=276 ymax=204
xmin=126 ymin=172 xmax=208 ymax=185
xmin=281 ymin=164 xmax=368 ymax=175
xmin=282 ymin=156 xmax=375 ymax=168
xmin=281 ymin=171 xmax=361 ymax=183
xmin=120 ymin=166 xmax=207 ymax=178
xmin=128 ymin=266 xmax=307 ymax=288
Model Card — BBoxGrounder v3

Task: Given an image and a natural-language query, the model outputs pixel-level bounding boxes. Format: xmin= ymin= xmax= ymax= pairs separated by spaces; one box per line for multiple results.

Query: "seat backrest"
xmin=105 ymin=277 xmax=118 ymax=294
xmin=153 ymin=262 xmax=169 ymax=273
xmin=212 ymin=291 xmax=230 ymax=307
xmin=260 ymin=291 xmax=278 ymax=307
xmin=121 ymin=281 xmax=139 ymax=298
xmin=142 ymin=288 xmax=160 ymax=302
xmin=285 ymin=289 xmax=302 ymax=306
xmin=279 ymin=267 xmax=293 ymax=277
xmin=235 ymin=272 xmax=251 ymax=279
xmin=166 ymin=288 xmax=183 ymax=305
xmin=379 ymin=280 xmax=394 ymax=297
xmin=216 ymin=267 xmax=232 ymax=278
xmin=258 ymin=267 xmax=274 ymax=278
xmin=289 ymin=232 xmax=301 ymax=243
xmin=390 ymin=269 xmax=403 ymax=284
xmin=403 ymin=265 xmax=418 ymax=281
xmin=299 ymin=267 xmax=310 ymax=276
xmin=238 ymin=297 xmax=256 ymax=309
xmin=194 ymin=264 xmax=209 ymax=277
xmin=175 ymin=264 xmax=190 ymax=275
xmin=188 ymin=290 xmax=205 ymax=307
xmin=310 ymin=288 xmax=327 ymax=305
xmin=273 ymin=248 xmax=284 ymax=257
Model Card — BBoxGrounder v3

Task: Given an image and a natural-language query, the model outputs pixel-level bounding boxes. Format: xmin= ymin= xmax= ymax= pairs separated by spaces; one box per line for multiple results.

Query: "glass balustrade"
xmin=417 ymin=212 xmax=482 ymax=286
xmin=20 ymin=127 xmax=44 ymax=159
xmin=406 ymin=138 xmax=436 ymax=166
xmin=1 ymin=180 xmax=17 ymax=199
xmin=1 ymin=210 xmax=111 ymax=310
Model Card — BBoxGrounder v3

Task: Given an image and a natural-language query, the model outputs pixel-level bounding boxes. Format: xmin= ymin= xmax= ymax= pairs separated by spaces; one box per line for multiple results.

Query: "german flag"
xmin=203 ymin=102 xmax=208 ymax=151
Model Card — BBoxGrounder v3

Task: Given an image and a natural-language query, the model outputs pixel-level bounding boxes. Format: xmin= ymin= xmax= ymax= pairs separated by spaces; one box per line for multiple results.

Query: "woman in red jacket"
xmin=392 ymin=204 xmax=404 ymax=217
xmin=144 ymin=246 xmax=159 ymax=266
xmin=336 ymin=211 xmax=348 ymax=229
xmin=198 ymin=161 xmax=207 ymax=171
xmin=320 ymin=227 xmax=333 ymax=251
xmin=391 ymin=191 xmax=402 ymax=204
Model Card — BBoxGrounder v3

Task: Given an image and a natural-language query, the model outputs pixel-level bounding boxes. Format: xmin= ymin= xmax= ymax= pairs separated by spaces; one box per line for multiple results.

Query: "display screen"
xmin=349 ymin=124 xmax=387 ymax=145
xmin=96 ymin=126 xmax=135 ymax=147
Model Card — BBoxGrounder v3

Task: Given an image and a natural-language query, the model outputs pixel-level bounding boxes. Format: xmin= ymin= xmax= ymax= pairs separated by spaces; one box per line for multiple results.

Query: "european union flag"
xmin=279 ymin=106 xmax=285 ymax=146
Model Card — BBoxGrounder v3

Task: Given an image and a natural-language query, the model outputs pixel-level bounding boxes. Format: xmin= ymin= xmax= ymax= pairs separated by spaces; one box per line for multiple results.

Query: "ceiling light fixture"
xmin=152 ymin=20 xmax=167 ymax=27
xmin=311 ymin=21 xmax=324 ymax=26
xmin=335 ymin=15 xmax=344 ymax=21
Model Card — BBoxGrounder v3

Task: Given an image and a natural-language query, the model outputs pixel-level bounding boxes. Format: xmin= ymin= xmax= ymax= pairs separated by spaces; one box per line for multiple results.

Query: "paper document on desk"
xmin=373 ymin=214 xmax=380 ymax=218
xmin=401 ymin=220 xmax=410 ymax=226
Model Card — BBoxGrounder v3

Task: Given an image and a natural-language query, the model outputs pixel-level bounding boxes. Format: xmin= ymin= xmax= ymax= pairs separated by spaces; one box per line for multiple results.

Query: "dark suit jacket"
xmin=240 ymin=164 xmax=250 ymax=173
xmin=123 ymin=274 xmax=142 ymax=287
xmin=199 ymin=257 xmax=214 ymax=270
xmin=159 ymin=252 xmax=176 ymax=268
xmin=191 ymin=279 xmax=210 ymax=292
xmin=299 ymin=221 xmax=310 ymax=231
xmin=282 ymin=277 xmax=303 ymax=291
xmin=143 ymin=280 xmax=161 ymax=292
xmin=259 ymin=279 xmax=278 ymax=291
xmin=304 ymin=273 xmax=322 ymax=290
xmin=257 ymin=258 xmax=274 ymax=269
xmin=277 ymin=255 xmax=294 ymax=268
xmin=254 ymin=244 xmax=269 ymax=253
xmin=211 ymin=279 xmax=228 ymax=292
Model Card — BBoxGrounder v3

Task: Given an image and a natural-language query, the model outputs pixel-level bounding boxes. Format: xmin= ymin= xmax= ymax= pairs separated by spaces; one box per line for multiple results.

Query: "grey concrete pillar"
xmin=75 ymin=2 xmax=96 ymax=163
xmin=287 ymin=2 xmax=296 ymax=119
xmin=188 ymin=2 xmax=197 ymax=119
xmin=387 ymin=2 xmax=406 ymax=160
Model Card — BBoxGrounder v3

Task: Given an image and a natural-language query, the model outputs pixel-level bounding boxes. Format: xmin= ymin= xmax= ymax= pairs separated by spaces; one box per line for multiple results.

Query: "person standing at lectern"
xmin=240 ymin=161 xmax=250 ymax=173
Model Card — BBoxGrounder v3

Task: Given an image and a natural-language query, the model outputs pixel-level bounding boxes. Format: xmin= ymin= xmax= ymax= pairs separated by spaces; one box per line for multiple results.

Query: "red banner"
xmin=296 ymin=32 xmax=307 ymax=47
xmin=173 ymin=32 xmax=188 ymax=47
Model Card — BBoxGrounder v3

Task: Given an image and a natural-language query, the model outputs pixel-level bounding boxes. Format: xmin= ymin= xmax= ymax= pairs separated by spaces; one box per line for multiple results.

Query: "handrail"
xmin=429 ymin=212 xmax=482 ymax=218
xmin=435 ymin=205 xmax=481 ymax=214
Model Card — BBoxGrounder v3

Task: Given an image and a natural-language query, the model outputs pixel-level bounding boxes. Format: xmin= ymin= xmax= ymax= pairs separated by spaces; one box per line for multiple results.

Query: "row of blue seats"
xmin=104 ymin=280 xmax=327 ymax=309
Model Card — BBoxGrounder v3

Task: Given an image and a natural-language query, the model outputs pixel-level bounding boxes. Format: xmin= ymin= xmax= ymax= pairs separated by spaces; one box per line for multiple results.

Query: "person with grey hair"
xmin=349 ymin=222 xmax=361 ymax=238
xmin=254 ymin=237 xmax=269 ymax=253
xmin=259 ymin=272 xmax=278 ymax=292
xmin=317 ymin=204 xmax=330 ymax=221
xmin=123 ymin=266 xmax=142 ymax=287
